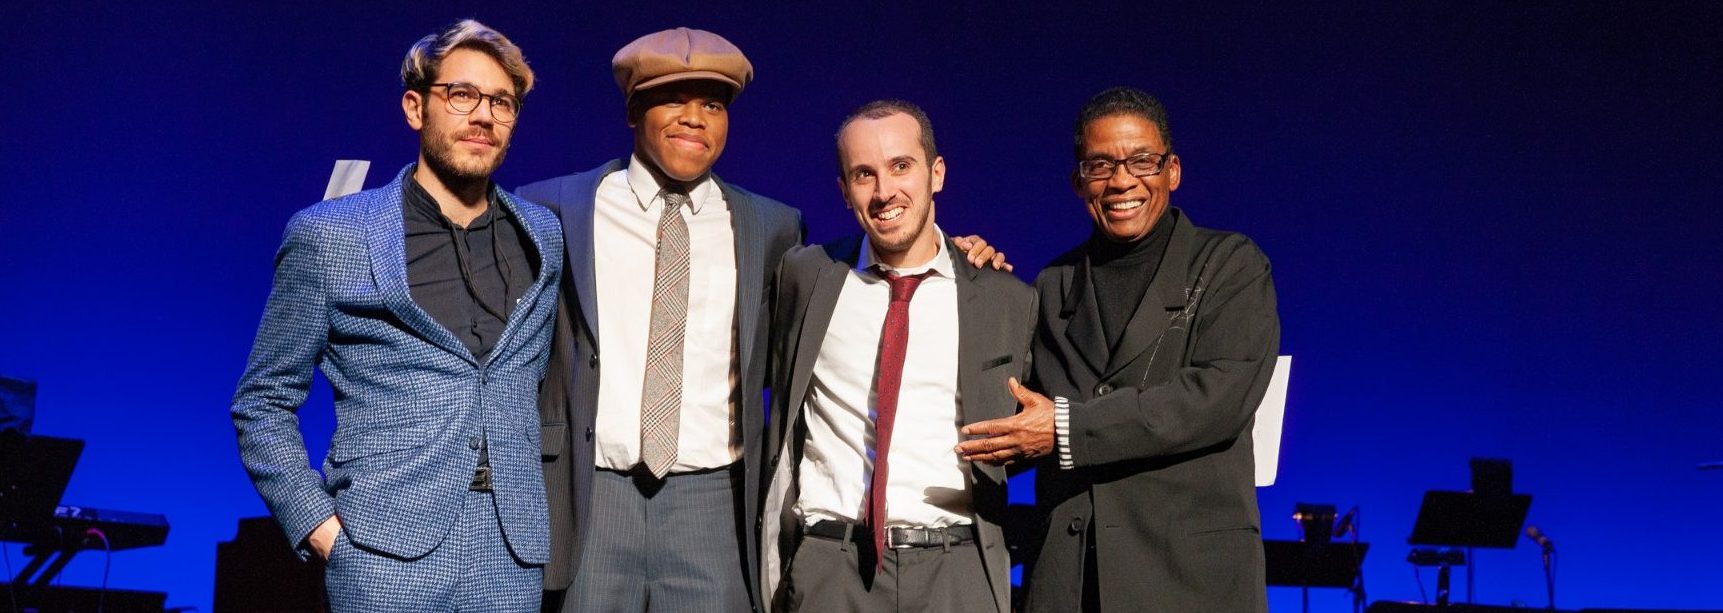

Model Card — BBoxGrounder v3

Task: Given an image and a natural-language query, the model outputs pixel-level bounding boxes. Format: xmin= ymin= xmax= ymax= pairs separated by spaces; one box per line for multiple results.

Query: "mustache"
xmin=454 ymin=128 xmax=496 ymax=145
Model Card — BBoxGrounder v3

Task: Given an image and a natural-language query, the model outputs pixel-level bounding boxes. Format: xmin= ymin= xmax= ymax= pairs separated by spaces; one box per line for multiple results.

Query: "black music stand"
xmin=0 ymin=435 xmax=89 ymax=591
xmin=0 ymin=435 xmax=83 ymax=535
xmin=1406 ymin=490 xmax=1531 ymax=606
xmin=1409 ymin=491 xmax=1531 ymax=549
xmin=1267 ymin=540 xmax=1371 ymax=588
xmin=1272 ymin=502 xmax=1370 ymax=613
xmin=1268 ymin=538 xmax=1371 ymax=612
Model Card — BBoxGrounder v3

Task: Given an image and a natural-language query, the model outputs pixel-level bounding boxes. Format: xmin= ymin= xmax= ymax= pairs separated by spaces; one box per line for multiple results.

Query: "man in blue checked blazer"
xmin=232 ymin=21 xmax=558 ymax=611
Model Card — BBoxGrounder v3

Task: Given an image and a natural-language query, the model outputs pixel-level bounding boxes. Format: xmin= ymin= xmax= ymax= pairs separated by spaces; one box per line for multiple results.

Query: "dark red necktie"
xmin=865 ymin=267 xmax=932 ymax=571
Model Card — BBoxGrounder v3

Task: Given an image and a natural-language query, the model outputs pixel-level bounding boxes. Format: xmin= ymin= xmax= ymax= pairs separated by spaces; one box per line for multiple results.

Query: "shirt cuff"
xmin=1054 ymin=395 xmax=1074 ymax=469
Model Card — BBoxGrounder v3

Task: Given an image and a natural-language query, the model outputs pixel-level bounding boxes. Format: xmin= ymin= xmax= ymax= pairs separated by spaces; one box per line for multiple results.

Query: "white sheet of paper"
xmin=1252 ymin=355 xmax=1292 ymax=487
xmin=324 ymin=160 xmax=371 ymax=200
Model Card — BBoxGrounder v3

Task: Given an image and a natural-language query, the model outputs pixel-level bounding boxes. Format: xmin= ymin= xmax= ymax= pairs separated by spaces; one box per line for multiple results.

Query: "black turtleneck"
xmin=401 ymin=173 xmax=538 ymax=361
xmin=1087 ymin=210 xmax=1176 ymax=349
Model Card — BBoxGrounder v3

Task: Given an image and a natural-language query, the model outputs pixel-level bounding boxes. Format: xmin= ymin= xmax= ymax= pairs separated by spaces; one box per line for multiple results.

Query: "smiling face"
xmin=403 ymin=47 xmax=516 ymax=183
xmin=629 ymin=80 xmax=731 ymax=182
xmin=1074 ymin=114 xmax=1181 ymax=243
xmin=837 ymin=112 xmax=945 ymax=268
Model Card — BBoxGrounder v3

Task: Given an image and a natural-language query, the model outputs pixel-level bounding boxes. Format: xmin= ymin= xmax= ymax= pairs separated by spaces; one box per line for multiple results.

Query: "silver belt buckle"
xmin=889 ymin=526 xmax=937 ymax=549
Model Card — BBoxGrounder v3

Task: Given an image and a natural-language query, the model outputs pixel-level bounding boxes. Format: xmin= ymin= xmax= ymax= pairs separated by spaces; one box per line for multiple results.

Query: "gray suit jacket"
xmin=759 ymin=235 xmax=1036 ymax=613
xmin=517 ymin=160 xmax=803 ymax=602
xmin=1023 ymin=208 xmax=1279 ymax=612
xmin=232 ymin=165 xmax=561 ymax=563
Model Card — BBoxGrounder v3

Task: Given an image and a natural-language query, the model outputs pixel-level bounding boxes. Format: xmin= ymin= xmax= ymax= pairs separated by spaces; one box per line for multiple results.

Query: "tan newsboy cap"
xmin=613 ymin=27 xmax=754 ymax=102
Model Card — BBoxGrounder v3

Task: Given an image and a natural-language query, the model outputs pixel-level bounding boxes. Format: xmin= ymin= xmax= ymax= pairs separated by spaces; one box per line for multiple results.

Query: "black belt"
xmin=808 ymin=519 xmax=977 ymax=549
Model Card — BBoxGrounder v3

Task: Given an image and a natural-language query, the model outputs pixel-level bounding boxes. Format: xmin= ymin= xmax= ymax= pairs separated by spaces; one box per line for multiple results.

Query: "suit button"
xmin=469 ymin=437 xmax=482 ymax=450
xmin=1068 ymin=517 xmax=1087 ymax=534
xmin=1095 ymin=383 xmax=1113 ymax=396
xmin=585 ymin=427 xmax=594 ymax=442
xmin=589 ymin=353 xmax=599 ymax=368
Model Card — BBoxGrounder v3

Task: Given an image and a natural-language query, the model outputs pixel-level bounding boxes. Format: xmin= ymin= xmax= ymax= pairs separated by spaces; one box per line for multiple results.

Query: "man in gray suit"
xmin=759 ymin=100 xmax=1034 ymax=613
xmin=520 ymin=28 xmax=803 ymax=613
xmin=232 ymin=20 xmax=559 ymax=611
xmin=957 ymin=86 xmax=1279 ymax=612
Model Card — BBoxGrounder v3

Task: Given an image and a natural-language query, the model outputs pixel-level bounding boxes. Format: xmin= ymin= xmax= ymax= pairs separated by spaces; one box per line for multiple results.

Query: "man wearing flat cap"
xmin=519 ymin=28 xmax=797 ymax=613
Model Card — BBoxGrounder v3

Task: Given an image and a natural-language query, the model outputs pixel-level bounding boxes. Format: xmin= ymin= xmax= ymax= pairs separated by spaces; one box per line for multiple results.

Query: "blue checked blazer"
xmin=232 ymin=165 xmax=561 ymax=563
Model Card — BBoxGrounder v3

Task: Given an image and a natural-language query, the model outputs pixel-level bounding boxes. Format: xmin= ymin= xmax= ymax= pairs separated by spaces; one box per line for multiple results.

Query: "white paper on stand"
xmin=1252 ymin=355 xmax=1292 ymax=487
xmin=324 ymin=160 xmax=371 ymax=200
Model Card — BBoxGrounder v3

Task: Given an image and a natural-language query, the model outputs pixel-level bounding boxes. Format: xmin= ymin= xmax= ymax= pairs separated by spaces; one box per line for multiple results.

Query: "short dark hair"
xmin=835 ymin=99 xmax=938 ymax=177
xmin=1073 ymin=86 xmax=1173 ymax=160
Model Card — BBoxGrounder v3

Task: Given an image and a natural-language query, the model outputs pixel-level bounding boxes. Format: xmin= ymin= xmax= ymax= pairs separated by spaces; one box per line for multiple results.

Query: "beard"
xmin=420 ymin=121 xmax=508 ymax=189
xmin=867 ymin=200 xmax=933 ymax=256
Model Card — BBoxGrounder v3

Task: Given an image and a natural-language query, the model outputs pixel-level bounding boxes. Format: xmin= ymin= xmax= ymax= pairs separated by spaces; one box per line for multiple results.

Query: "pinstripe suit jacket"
xmin=518 ymin=160 xmax=804 ymax=599
xmin=232 ymin=164 xmax=562 ymax=563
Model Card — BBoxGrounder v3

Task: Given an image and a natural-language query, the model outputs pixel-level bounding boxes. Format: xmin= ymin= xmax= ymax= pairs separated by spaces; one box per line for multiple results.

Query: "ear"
xmin=836 ymin=176 xmax=851 ymax=209
xmin=1165 ymin=154 xmax=1182 ymax=192
xmin=929 ymin=155 xmax=946 ymax=195
xmin=1070 ymin=168 xmax=1084 ymax=198
xmin=403 ymin=90 xmax=425 ymax=131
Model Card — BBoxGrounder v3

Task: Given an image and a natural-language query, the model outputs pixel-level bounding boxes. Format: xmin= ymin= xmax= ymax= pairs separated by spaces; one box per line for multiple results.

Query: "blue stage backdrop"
xmin=5 ymin=2 xmax=1720 ymax=611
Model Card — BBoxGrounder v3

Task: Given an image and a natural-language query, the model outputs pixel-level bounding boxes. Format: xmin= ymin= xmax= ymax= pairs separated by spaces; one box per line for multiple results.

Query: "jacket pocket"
xmin=328 ymin=424 xmax=432 ymax=464
xmin=980 ymin=354 xmax=1014 ymax=370
xmin=540 ymin=423 xmax=567 ymax=460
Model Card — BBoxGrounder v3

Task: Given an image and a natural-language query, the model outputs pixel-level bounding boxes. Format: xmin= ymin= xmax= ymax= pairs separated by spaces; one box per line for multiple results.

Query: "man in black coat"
xmin=957 ymin=87 xmax=1279 ymax=612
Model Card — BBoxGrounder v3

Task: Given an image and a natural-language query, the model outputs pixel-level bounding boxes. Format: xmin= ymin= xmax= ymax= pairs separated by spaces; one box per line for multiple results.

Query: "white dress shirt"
xmin=592 ymin=156 xmax=740 ymax=472
xmin=796 ymin=229 xmax=972 ymax=528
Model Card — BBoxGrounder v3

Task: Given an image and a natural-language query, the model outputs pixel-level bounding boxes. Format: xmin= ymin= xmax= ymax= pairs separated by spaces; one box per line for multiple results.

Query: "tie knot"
xmin=661 ymin=187 xmax=692 ymax=211
xmin=877 ymin=268 xmax=932 ymax=302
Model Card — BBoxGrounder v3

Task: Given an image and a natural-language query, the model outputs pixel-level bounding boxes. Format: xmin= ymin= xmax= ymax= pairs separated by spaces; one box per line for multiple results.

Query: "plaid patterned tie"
xmin=640 ymin=188 xmax=691 ymax=478
xmin=864 ymin=267 xmax=932 ymax=571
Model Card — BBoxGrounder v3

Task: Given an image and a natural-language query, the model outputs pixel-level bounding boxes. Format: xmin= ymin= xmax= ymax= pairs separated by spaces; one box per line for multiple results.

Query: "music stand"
xmin=1407 ymin=490 xmax=1531 ymax=606
xmin=1266 ymin=539 xmax=1369 ymax=587
xmin=0 ymin=435 xmax=84 ymax=532
xmin=1409 ymin=491 xmax=1531 ymax=549
xmin=0 ymin=435 xmax=86 ymax=592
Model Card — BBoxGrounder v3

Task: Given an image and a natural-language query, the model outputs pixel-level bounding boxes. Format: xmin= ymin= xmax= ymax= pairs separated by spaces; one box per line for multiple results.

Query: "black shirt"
xmin=1087 ymin=209 xmax=1176 ymax=349
xmin=401 ymin=173 xmax=538 ymax=362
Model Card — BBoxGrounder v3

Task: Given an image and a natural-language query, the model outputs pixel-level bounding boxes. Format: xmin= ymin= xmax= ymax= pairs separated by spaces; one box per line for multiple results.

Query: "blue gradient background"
xmin=4 ymin=2 xmax=1720 ymax=611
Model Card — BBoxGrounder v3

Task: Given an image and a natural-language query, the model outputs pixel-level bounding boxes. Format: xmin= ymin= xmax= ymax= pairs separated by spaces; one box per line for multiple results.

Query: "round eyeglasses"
xmin=428 ymin=82 xmax=520 ymax=124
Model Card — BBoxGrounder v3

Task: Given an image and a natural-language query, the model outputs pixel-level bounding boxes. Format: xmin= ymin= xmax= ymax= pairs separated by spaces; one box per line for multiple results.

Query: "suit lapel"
xmin=952 ymin=244 xmax=999 ymax=427
xmin=719 ymin=176 xmax=766 ymax=374
xmin=561 ymin=159 xmax=623 ymax=350
xmin=1061 ymin=255 xmax=1109 ymax=378
xmin=485 ymin=190 xmax=552 ymax=359
xmin=1102 ymin=211 xmax=1193 ymax=379
xmin=951 ymin=243 xmax=1009 ymax=484
xmin=784 ymin=239 xmax=860 ymax=435
xmin=365 ymin=166 xmax=474 ymax=364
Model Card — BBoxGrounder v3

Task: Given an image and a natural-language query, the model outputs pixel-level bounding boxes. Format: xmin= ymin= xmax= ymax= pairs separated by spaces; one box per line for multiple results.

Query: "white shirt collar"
xmin=859 ymin=225 xmax=954 ymax=279
xmin=624 ymin=154 xmax=719 ymax=215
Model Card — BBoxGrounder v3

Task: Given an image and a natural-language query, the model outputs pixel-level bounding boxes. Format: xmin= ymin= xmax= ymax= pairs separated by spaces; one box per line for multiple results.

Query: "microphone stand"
xmin=1344 ymin=508 xmax=1366 ymax=613
xmin=1541 ymin=546 xmax=1556 ymax=610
